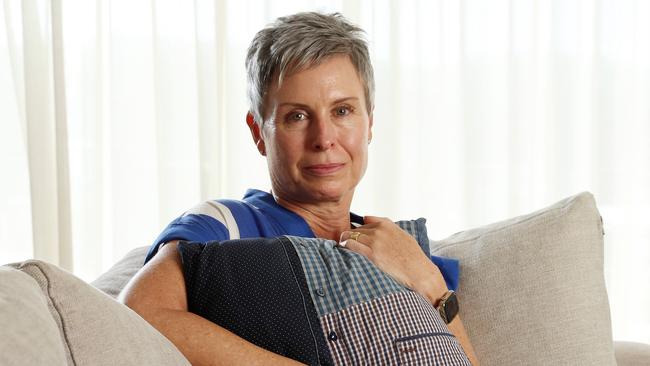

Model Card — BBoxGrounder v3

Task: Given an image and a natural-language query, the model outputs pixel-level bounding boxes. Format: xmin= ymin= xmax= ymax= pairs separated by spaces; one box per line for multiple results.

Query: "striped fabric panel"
xmin=288 ymin=236 xmax=405 ymax=316
xmin=183 ymin=200 xmax=241 ymax=238
xmin=286 ymin=219 xmax=430 ymax=317
xmin=321 ymin=291 xmax=471 ymax=365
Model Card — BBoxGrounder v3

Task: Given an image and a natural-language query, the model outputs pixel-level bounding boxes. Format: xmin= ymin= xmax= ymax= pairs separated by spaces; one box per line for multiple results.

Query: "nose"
xmin=309 ymin=115 xmax=336 ymax=151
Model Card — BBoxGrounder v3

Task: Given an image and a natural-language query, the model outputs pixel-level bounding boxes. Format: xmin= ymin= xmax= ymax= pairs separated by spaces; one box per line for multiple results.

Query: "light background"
xmin=1 ymin=0 xmax=648 ymax=343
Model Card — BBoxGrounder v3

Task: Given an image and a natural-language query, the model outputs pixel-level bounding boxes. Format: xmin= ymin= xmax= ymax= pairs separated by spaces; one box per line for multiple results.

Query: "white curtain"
xmin=1 ymin=0 xmax=648 ymax=343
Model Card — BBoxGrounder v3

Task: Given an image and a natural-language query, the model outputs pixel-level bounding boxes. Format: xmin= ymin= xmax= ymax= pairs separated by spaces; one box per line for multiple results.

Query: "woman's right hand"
xmin=338 ymin=216 xmax=449 ymax=303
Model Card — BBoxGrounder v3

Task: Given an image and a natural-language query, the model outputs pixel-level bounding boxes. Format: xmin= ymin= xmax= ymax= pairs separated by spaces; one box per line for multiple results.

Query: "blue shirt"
xmin=145 ymin=188 xmax=460 ymax=290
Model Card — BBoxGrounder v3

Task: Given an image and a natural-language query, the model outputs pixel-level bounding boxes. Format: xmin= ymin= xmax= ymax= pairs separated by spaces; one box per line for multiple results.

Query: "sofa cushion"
xmin=9 ymin=260 xmax=190 ymax=366
xmin=430 ymin=192 xmax=616 ymax=365
xmin=0 ymin=266 xmax=67 ymax=366
xmin=91 ymin=246 xmax=149 ymax=298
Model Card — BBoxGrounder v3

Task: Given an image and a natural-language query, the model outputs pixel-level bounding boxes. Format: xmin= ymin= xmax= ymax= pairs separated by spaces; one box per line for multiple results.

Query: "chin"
xmin=304 ymin=182 xmax=354 ymax=203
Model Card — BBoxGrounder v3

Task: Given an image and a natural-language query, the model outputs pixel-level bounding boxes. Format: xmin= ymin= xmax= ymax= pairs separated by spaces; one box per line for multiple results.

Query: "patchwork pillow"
xmin=430 ymin=192 xmax=616 ymax=366
xmin=179 ymin=235 xmax=470 ymax=365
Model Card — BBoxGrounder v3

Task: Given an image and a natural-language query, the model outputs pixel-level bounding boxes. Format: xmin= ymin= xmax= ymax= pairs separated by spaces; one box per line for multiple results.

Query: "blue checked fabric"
xmin=288 ymin=236 xmax=405 ymax=316
xmin=286 ymin=219 xmax=431 ymax=316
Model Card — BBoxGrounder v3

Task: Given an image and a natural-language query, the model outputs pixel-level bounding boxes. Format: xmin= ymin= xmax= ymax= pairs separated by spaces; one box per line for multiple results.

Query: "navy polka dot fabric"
xmin=178 ymin=237 xmax=333 ymax=365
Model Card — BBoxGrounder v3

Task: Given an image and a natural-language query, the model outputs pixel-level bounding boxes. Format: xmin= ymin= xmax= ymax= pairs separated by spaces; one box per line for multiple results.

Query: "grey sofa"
xmin=1 ymin=192 xmax=649 ymax=365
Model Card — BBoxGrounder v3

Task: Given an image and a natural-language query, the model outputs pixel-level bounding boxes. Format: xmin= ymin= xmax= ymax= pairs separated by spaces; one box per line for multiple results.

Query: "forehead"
xmin=267 ymin=55 xmax=365 ymax=104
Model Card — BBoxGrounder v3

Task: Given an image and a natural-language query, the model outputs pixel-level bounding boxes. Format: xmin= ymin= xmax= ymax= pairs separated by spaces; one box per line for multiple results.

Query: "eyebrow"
xmin=278 ymin=97 xmax=359 ymax=109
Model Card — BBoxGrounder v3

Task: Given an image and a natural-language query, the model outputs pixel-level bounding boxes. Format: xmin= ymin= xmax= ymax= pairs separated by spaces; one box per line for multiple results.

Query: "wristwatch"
xmin=436 ymin=290 xmax=459 ymax=324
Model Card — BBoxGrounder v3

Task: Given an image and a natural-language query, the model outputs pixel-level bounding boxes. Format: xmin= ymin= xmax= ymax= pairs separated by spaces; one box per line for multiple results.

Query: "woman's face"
xmin=254 ymin=55 xmax=373 ymax=205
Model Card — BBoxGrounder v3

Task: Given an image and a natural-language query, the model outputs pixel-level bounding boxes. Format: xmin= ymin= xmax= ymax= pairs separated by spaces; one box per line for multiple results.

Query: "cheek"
xmin=268 ymin=133 xmax=302 ymax=166
xmin=341 ymin=126 xmax=370 ymax=156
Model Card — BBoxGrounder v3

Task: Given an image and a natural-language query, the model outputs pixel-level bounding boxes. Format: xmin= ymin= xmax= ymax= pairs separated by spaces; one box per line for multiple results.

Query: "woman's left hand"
xmin=339 ymin=216 xmax=448 ymax=302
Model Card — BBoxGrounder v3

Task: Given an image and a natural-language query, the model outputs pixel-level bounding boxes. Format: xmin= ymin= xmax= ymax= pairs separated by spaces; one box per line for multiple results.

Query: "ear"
xmin=368 ymin=114 xmax=374 ymax=144
xmin=246 ymin=112 xmax=266 ymax=156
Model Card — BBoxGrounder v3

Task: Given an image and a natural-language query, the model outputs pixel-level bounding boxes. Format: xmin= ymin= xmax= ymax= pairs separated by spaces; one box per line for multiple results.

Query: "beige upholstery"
xmin=6 ymin=260 xmax=190 ymax=366
xmin=431 ymin=192 xmax=617 ymax=365
xmin=0 ymin=267 xmax=67 ymax=366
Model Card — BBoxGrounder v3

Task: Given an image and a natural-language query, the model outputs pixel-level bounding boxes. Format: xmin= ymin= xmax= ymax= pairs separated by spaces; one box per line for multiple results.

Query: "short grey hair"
xmin=246 ymin=12 xmax=375 ymax=124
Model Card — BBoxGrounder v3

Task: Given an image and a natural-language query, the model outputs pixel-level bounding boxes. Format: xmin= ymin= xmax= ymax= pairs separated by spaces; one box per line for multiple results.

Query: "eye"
xmin=287 ymin=112 xmax=307 ymax=122
xmin=335 ymin=106 xmax=352 ymax=116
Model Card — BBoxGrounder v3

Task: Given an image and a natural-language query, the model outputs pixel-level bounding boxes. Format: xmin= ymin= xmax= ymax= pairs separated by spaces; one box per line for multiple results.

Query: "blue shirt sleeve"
xmin=144 ymin=214 xmax=230 ymax=264
xmin=430 ymin=255 xmax=460 ymax=292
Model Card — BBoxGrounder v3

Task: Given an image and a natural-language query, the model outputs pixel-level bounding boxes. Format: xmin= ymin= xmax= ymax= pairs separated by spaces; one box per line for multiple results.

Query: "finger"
xmin=363 ymin=215 xmax=391 ymax=224
xmin=356 ymin=221 xmax=381 ymax=230
xmin=339 ymin=229 xmax=375 ymax=244
xmin=339 ymin=238 xmax=373 ymax=258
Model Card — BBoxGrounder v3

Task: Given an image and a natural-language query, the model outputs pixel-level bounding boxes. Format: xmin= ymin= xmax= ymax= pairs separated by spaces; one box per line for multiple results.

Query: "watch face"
xmin=444 ymin=292 xmax=459 ymax=323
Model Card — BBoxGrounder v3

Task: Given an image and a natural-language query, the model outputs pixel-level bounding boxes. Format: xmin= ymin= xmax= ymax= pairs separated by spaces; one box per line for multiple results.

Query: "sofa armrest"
xmin=9 ymin=260 xmax=191 ymax=366
xmin=614 ymin=341 xmax=650 ymax=365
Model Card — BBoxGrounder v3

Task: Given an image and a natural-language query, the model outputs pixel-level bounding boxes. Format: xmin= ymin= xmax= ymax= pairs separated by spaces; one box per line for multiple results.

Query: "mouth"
xmin=303 ymin=163 xmax=345 ymax=176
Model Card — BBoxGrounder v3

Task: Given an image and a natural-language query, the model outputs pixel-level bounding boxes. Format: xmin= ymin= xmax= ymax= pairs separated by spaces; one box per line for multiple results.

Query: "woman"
xmin=122 ymin=12 xmax=478 ymax=365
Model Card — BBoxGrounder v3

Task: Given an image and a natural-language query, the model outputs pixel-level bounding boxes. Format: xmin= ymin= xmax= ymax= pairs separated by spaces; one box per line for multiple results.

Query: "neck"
xmin=273 ymin=194 xmax=352 ymax=241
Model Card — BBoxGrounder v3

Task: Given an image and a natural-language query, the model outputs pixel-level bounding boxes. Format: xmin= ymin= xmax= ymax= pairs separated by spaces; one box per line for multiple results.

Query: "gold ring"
xmin=349 ymin=231 xmax=362 ymax=241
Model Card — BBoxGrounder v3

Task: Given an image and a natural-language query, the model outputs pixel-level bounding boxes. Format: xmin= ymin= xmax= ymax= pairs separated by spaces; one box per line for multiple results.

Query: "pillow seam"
xmin=18 ymin=262 xmax=77 ymax=366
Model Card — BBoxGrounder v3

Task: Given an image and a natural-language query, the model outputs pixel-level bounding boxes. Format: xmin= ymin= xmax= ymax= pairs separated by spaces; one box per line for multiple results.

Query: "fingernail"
xmin=338 ymin=240 xmax=348 ymax=248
